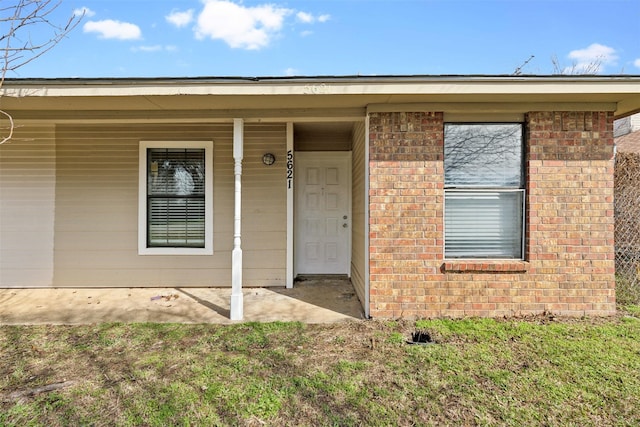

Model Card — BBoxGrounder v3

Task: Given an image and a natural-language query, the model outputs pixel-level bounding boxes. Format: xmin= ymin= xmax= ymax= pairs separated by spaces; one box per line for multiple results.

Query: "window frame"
xmin=443 ymin=123 xmax=525 ymax=260
xmin=138 ymin=141 xmax=214 ymax=255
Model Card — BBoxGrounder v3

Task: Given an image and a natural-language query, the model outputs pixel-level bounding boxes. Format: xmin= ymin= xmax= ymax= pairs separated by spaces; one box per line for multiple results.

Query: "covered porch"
xmin=0 ymin=277 xmax=364 ymax=325
xmin=0 ymin=82 xmax=371 ymax=321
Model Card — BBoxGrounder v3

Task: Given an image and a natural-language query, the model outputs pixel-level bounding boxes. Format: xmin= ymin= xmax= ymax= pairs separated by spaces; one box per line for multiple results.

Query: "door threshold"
xmin=295 ymin=274 xmax=350 ymax=282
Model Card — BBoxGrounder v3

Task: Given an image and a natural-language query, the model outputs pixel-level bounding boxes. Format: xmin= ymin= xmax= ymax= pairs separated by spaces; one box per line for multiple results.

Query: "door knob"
xmin=343 ymin=223 xmax=348 ymax=228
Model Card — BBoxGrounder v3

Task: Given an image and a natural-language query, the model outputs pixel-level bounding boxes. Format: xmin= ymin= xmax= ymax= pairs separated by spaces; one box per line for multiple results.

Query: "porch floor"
xmin=0 ymin=278 xmax=365 ymax=325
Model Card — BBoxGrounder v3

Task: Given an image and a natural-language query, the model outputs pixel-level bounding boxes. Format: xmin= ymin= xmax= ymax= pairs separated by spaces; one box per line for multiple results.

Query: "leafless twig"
xmin=0 ymin=0 xmax=83 ymax=145
xmin=551 ymin=54 xmax=603 ymax=75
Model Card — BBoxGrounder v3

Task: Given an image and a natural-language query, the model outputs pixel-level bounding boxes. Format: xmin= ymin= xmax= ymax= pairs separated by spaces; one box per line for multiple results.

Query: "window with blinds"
xmin=444 ymin=124 xmax=524 ymax=259
xmin=147 ymin=148 xmax=206 ymax=247
xmin=138 ymin=141 xmax=213 ymax=255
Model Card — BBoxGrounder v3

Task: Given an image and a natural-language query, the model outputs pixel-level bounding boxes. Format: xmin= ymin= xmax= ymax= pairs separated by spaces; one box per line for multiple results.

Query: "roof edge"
xmin=3 ymin=74 xmax=640 ymax=86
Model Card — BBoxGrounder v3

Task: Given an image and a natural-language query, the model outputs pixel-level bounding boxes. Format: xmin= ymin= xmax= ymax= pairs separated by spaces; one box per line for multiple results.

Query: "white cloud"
xmin=296 ymin=11 xmax=330 ymax=24
xmin=132 ymin=45 xmax=162 ymax=52
xmin=195 ymin=0 xmax=292 ymax=50
xmin=300 ymin=30 xmax=313 ymax=37
xmin=73 ymin=7 xmax=95 ymax=18
xmin=284 ymin=67 xmax=299 ymax=76
xmin=296 ymin=12 xmax=313 ymax=23
xmin=131 ymin=45 xmax=178 ymax=53
xmin=566 ymin=43 xmax=618 ymax=73
xmin=634 ymin=58 xmax=640 ymax=69
xmin=166 ymin=9 xmax=194 ymax=28
xmin=84 ymin=19 xmax=142 ymax=40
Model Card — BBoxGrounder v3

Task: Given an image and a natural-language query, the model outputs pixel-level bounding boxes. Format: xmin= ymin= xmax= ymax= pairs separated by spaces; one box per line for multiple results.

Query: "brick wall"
xmin=368 ymin=111 xmax=616 ymax=318
xmin=526 ymin=112 xmax=615 ymax=315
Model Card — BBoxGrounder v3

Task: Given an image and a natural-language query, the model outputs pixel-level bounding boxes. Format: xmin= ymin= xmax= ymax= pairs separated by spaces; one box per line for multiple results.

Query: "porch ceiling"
xmin=294 ymin=122 xmax=353 ymax=138
xmin=1 ymin=75 xmax=639 ymax=119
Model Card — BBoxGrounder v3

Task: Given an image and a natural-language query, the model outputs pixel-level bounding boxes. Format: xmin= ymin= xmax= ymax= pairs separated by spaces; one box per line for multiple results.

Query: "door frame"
xmin=293 ymin=151 xmax=352 ymax=277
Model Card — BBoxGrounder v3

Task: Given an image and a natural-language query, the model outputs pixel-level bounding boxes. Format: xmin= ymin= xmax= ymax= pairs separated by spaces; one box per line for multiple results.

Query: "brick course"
xmin=368 ymin=111 xmax=616 ymax=318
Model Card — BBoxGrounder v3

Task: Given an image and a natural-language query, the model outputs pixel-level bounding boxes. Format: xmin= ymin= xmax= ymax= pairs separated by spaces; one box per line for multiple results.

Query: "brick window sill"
xmin=442 ymin=260 xmax=529 ymax=273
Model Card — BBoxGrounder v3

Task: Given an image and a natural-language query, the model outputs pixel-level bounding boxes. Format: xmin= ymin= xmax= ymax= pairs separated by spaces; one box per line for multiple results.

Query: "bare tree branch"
xmin=551 ymin=54 xmax=603 ymax=75
xmin=0 ymin=109 xmax=15 ymax=145
xmin=0 ymin=0 xmax=82 ymax=145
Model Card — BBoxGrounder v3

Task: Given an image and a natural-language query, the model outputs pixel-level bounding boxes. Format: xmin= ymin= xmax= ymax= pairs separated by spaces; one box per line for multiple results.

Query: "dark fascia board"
xmin=3 ymin=74 xmax=640 ymax=86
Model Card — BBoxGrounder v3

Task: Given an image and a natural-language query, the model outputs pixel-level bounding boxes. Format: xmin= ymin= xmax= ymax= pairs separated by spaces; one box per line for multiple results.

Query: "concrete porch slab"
xmin=0 ymin=279 xmax=365 ymax=325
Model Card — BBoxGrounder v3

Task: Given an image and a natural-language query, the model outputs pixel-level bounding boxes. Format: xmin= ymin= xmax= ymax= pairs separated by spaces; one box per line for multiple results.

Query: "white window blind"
xmin=445 ymin=190 xmax=524 ymax=258
xmin=147 ymin=148 xmax=206 ymax=248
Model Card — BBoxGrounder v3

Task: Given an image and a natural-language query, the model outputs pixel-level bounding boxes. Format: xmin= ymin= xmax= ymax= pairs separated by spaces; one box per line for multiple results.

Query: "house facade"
xmin=1 ymin=75 xmax=639 ymax=319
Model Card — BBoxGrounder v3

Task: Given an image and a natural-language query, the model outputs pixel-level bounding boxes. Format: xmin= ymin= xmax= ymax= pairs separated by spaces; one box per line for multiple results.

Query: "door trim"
xmin=294 ymin=151 xmax=352 ymax=277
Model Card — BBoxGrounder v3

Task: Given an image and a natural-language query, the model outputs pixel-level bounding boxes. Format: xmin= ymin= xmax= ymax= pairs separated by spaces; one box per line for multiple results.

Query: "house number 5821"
xmin=286 ymin=150 xmax=293 ymax=189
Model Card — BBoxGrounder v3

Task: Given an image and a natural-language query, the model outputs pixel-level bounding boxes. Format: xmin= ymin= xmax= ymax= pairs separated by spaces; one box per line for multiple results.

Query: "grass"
xmin=1 ymin=310 xmax=640 ymax=426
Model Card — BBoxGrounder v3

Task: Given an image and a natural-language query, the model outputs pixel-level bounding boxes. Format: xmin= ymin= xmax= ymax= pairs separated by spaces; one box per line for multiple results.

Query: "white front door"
xmin=295 ymin=152 xmax=351 ymax=275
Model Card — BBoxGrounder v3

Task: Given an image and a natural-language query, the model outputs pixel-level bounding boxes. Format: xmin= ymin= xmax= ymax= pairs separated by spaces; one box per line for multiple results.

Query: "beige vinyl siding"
xmin=241 ymin=124 xmax=287 ymax=286
xmin=53 ymin=123 xmax=286 ymax=288
xmin=0 ymin=124 xmax=56 ymax=287
xmin=350 ymin=121 xmax=367 ymax=306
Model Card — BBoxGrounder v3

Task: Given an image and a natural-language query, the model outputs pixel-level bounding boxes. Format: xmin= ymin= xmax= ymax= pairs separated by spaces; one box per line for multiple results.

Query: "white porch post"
xmin=230 ymin=118 xmax=244 ymax=320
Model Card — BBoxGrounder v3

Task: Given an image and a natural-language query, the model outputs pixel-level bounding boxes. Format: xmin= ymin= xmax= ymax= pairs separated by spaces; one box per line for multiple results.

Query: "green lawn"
xmin=1 ymin=308 xmax=640 ymax=426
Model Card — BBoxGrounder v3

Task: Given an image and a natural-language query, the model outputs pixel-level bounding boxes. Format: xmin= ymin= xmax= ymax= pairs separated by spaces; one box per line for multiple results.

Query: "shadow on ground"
xmin=0 ymin=277 xmax=364 ymax=325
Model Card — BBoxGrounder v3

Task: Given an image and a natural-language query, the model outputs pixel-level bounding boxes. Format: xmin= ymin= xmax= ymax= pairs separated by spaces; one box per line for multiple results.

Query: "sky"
xmin=7 ymin=0 xmax=640 ymax=78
